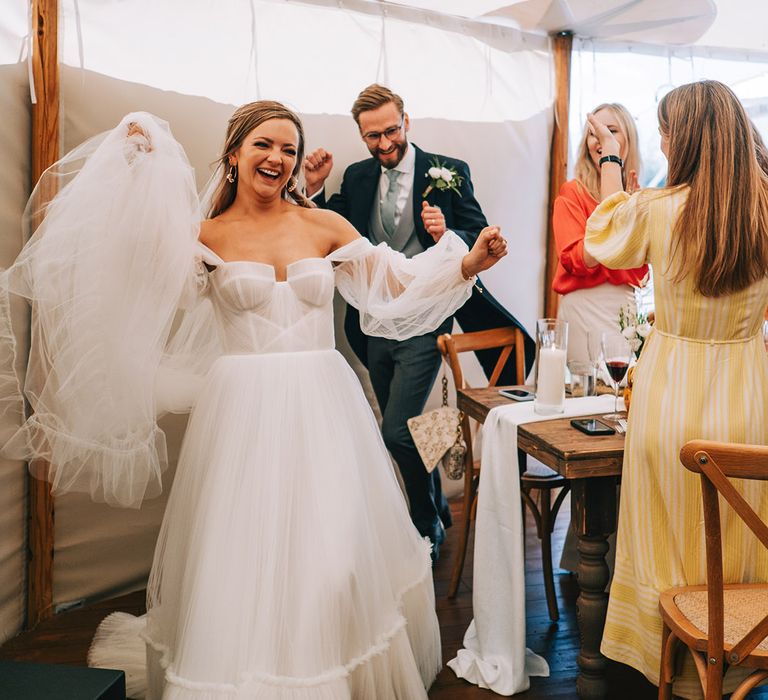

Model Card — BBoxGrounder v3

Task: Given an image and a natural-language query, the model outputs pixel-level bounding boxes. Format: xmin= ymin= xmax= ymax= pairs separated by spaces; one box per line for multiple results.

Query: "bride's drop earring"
xmin=286 ymin=176 xmax=297 ymax=193
xmin=226 ymin=165 xmax=237 ymax=184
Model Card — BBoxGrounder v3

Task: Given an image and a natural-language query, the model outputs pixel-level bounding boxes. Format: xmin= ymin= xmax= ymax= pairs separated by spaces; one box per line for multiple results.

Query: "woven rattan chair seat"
xmin=673 ymin=585 xmax=768 ymax=654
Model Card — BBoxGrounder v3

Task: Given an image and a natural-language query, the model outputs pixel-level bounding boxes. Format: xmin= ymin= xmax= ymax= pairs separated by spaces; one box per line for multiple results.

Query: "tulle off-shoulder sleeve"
xmin=329 ymin=231 xmax=473 ymax=339
xmin=584 ymin=190 xmax=650 ymax=269
xmin=0 ymin=112 xmax=201 ymax=507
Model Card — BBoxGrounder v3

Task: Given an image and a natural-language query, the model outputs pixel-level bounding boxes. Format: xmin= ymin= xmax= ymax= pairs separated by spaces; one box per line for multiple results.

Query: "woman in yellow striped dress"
xmin=583 ymin=80 xmax=768 ymax=696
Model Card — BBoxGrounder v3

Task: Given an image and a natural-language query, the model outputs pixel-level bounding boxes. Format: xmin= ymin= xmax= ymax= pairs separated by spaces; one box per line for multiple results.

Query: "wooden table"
xmin=457 ymin=386 xmax=625 ymax=700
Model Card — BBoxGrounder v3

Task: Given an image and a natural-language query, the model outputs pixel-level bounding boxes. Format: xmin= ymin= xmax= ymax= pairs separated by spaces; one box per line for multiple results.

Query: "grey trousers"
xmin=366 ymin=317 xmax=453 ymax=536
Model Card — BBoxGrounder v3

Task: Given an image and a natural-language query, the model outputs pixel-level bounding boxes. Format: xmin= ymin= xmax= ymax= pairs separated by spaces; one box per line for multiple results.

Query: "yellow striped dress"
xmin=585 ymin=188 xmax=768 ymax=697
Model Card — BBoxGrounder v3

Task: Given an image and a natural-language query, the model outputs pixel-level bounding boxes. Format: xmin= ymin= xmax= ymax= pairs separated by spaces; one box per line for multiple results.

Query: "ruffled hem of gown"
xmin=90 ymin=541 xmax=440 ymax=700
xmin=3 ymin=413 xmax=166 ymax=507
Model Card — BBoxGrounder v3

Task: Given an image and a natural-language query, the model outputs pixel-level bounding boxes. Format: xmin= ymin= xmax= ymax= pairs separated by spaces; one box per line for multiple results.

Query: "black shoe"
xmin=440 ymin=506 xmax=454 ymax=530
xmin=425 ymin=520 xmax=446 ymax=564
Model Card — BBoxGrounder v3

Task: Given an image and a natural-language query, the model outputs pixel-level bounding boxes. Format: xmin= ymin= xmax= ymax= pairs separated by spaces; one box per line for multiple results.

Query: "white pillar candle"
xmin=535 ymin=346 xmax=566 ymax=413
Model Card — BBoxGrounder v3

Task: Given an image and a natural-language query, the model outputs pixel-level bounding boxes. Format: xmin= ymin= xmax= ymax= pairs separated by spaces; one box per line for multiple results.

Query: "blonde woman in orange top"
xmin=553 ymin=103 xmax=648 ymax=364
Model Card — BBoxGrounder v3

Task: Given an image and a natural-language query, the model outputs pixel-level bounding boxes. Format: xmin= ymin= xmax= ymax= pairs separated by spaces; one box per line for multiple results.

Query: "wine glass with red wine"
xmin=601 ymin=332 xmax=633 ymax=422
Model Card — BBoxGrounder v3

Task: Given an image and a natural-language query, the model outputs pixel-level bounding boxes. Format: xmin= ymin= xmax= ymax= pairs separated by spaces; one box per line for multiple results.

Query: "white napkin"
xmin=448 ymin=394 xmax=619 ymax=695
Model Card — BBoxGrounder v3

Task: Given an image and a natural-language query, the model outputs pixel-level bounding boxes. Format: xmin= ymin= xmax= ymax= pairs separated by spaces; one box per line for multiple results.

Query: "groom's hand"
xmin=304 ymin=148 xmax=334 ymax=197
xmin=421 ymin=201 xmax=446 ymax=242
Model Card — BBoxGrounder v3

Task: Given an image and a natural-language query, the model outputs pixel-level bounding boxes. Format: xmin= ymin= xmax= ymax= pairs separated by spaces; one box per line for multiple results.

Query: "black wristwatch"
xmin=599 ymin=154 xmax=623 ymax=168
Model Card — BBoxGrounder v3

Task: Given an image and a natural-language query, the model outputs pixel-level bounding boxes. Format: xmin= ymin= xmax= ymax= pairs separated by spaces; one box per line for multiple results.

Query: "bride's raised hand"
xmin=461 ymin=226 xmax=507 ymax=278
xmin=126 ymin=121 xmax=152 ymax=153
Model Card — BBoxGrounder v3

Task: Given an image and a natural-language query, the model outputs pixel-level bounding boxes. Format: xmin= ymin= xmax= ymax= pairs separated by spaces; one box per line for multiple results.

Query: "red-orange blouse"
xmin=551 ymin=179 xmax=648 ymax=295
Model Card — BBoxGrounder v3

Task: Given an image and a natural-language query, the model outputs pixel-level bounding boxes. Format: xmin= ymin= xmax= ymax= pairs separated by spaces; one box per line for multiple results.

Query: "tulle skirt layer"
xmin=142 ymin=349 xmax=440 ymax=699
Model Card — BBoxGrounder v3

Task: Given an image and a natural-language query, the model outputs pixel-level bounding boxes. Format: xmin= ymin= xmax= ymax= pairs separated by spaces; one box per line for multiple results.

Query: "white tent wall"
xmin=0 ymin=61 xmax=31 ymax=645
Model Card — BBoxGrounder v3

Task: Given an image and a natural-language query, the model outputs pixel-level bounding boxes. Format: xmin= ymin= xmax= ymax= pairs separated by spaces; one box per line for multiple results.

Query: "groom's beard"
xmin=369 ymin=140 xmax=408 ymax=168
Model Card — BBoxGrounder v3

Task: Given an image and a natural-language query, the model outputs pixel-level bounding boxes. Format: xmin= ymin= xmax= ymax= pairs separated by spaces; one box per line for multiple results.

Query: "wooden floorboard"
xmin=2 ymin=492 xmax=767 ymax=698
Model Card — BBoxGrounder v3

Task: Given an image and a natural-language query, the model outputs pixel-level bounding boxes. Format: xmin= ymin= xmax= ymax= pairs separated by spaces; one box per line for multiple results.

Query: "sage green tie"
xmin=381 ymin=169 xmax=400 ymax=236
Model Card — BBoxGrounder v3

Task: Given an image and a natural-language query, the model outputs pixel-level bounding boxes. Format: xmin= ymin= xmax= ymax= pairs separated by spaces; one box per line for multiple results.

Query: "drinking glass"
xmin=586 ymin=329 xmax=603 ymax=382
xmin=601 ymin=332 xmax=633 ymax=422
xmin=567 ymin=360 xmax=596 ymax=397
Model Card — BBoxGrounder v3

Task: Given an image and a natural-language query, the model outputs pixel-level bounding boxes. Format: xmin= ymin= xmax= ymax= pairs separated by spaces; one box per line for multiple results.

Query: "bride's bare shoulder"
xmin=198 ymin=217 xmax=228 ymax=248
xmin=297 ymin=206 xmax=360 ymax=249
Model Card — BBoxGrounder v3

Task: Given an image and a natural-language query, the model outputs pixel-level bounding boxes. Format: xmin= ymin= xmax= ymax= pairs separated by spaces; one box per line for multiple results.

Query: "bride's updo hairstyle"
xmin=208 ymin=100 xmax=314 ymax=218
xmin=659 ymin=80 xmax=768 ymax=297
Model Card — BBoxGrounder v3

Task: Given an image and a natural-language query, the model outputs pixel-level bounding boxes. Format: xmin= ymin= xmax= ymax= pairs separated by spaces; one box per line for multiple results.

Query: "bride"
xmin=1 ymin=101 xmax=507 ymax=699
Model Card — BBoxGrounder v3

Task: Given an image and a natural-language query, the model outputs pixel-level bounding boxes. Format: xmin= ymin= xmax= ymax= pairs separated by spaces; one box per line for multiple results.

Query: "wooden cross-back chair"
xmin=659 ymin=440 xmax=768 ymax=700
xmin=437 ymin=326 xmax=569 ymax=620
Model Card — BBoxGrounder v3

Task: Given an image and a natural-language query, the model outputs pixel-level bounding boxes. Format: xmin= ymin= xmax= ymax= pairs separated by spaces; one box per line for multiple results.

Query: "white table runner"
xmin=447 ymin=394 xmax=620 ymax=695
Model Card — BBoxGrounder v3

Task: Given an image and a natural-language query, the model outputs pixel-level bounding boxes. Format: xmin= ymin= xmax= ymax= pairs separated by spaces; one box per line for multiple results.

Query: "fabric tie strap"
xmin=653 ymin=328 xmax=761 ymax=346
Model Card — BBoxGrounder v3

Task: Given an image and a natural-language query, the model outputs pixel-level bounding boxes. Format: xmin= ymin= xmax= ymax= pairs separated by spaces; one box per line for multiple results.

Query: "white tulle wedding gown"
xmin=140 ymin=241 xmax=456 ymax=699
xmin=0 ymin=113 xmax=477 ymax=699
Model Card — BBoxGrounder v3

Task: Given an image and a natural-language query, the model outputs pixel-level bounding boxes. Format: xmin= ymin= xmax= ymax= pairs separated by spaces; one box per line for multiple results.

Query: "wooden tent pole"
xmin=27 ymin=0 xmax=59 ymax=628
xmin=544 ymin=31 xmax=573 ymax=320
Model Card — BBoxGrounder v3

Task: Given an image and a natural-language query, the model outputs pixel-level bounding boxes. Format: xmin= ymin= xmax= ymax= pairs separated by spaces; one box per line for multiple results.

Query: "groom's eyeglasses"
xmin=361 ymin=119 xmax=404 ymax=145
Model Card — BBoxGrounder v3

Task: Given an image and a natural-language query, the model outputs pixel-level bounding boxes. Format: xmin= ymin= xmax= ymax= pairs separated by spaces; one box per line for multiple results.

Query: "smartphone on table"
xmin=499 ymin=388 xmax=534 ymax=402
xmin=570 ymin=418 xmax=615 ymax=436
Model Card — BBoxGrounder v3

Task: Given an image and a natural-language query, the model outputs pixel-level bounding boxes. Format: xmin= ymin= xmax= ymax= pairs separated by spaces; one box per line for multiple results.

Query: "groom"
xmin=304 ymin=84 xmax=530 ymax=561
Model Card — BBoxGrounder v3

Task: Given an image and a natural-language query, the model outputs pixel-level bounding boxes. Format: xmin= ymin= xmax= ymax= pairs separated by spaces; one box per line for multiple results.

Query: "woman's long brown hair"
xmin=207 ymin=100 xmax=313 ymax=219
xmin=660 ymin=80 xmax=768 ymax=297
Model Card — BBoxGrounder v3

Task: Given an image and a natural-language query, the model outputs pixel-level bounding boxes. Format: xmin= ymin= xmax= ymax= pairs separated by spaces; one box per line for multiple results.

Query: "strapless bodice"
xmin=208 ymin=257 xmax=336 ymax=354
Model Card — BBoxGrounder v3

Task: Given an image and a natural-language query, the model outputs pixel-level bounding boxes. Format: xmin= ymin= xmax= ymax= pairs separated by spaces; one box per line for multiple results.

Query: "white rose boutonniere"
xmin=423 ymin=157 xmax=464 ymax=198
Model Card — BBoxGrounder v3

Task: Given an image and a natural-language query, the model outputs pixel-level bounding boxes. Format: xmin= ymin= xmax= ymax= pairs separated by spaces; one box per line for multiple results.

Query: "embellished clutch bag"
xmin=407 ymin=372 xmax=467 ymax=479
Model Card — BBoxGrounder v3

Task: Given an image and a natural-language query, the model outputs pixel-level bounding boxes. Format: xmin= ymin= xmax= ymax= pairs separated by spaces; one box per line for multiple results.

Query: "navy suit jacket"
xmin=316 ymin=144 xmax=533 ymax=383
